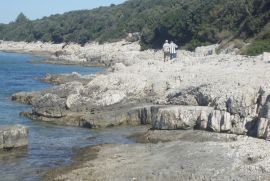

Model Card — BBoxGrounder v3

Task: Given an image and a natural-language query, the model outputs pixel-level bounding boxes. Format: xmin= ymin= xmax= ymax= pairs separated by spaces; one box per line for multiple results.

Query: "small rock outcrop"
xmin=0 ymin=124 xmax=28 ymax=150
xmin=11 ymin=92 xmax=40 ymax=105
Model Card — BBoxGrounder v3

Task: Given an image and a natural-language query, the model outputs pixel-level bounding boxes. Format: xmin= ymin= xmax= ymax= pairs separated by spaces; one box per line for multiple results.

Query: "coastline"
xmin=0 ymin=40 xmax=149 ymax=67
xmin=29 ymin=59 xmax=106 ymax=68
xmin=0 ymin=47 xmax=105 ymax=68
xmin=3 ymin=40 xmax=270 ymax=180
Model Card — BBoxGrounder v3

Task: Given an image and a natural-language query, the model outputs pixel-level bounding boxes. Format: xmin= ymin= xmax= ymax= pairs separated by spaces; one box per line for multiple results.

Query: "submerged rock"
xmin=0 ymin=125 xmax=28 ymax=150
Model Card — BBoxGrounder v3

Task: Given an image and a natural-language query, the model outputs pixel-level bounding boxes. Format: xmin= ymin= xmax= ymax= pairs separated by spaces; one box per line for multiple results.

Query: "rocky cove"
xmin=2 ymin=40 xmax=270 ymax=180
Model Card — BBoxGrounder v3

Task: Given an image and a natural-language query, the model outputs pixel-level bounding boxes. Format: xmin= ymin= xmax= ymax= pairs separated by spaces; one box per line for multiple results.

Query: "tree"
xmin=15 ymin=13 xmax=29 ymax=24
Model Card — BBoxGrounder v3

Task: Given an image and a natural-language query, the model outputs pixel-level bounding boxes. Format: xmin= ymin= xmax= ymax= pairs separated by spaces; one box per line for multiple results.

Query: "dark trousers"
xmin=170 ymin=53 xmax=177 ymax=60
xmin=164 ymin=52 xmax=170 ymax=62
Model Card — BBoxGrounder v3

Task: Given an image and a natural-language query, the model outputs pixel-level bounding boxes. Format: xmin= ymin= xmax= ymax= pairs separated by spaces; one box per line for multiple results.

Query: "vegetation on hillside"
xmin=0 ymin=0 xmax=269 ymax=54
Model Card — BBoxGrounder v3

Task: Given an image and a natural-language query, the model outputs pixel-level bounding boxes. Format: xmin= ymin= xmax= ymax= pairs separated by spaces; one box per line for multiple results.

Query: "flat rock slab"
xmin=50 ymin=131 xmax=270 ymax=181
xmin=0 ymin=124 xmax=28 ymax=150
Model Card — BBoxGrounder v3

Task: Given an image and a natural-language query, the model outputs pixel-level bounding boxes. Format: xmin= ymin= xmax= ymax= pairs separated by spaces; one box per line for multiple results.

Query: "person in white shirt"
xmin=162 ymin=40 xmax=170 ymax=62
xmin=170 ymin=41 xmax=178 ymax=60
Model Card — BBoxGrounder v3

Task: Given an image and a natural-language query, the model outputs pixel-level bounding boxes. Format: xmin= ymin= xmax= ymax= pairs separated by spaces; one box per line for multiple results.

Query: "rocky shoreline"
xmin=2 ymin=40 xmax=270 ymax=180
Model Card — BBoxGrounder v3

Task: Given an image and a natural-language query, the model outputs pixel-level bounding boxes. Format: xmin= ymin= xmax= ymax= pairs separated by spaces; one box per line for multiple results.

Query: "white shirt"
xmin=163 ymin=43 xmax=170 ymax=53
xmin=170 ymin=42 xmax=178 ymax=54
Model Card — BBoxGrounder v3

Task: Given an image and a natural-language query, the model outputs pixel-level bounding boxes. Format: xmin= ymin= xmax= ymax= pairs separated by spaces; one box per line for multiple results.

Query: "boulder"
xmin=197 ymin=110 xmax=210 ymax=130
xmin=32 ymin=93 xmax=66 ymax=118
xmin=221 ymin=111 xmax=232 ymax=132
xmin=152 ymin=106 xmax=213 ymax=130
xmin=259 ymin=95 xmax=270 ymax=119
xmin=256 ymin=118 xmax=269 ymax=139
xmin=208 ymin=110 xmax=232 ymax=133
xmin=208 ymin=110 xmax=222 ymax=132
xmin=0 ymin=125 xmax=28 ymax=150
xmin=230 ymin=115 xmax=248 ymax=135
xmin=228 ymin=94 xmax=256 ymax=117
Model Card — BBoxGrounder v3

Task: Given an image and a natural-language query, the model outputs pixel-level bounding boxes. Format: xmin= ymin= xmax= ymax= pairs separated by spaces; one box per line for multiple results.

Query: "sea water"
xmin=0 ymin=52 xmax=135 ymax=181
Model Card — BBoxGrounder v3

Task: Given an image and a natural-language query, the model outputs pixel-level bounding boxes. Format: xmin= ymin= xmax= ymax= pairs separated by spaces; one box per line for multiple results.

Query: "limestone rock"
xmin=259 ymin=95 xmax=270 ymax=119
xmin=206 ymin=111 xmax=232 ymax=133
xmin=111 ymin=63 xmax=126 ymax=72
xmin=228 ymin=93 xmax=257 ymax=117
xmin=152 ymin=106 xmax=213 ymax=130
xmin=195 ymin=44 xmax=218 ymax=56
xmin=11 ymin=91 xmax=40 ymax=105
xmin=42 ymin=73 xmax=93 ymax=85
xmin=45 ymin=81 xmax=84 ymax=98
xmin=0 ymin=125 xmax=28 ymax=150
xmin=197 ymin=110 xmax=210 ymax=130
xmin=167 ymin=91 xmax=198 ymax=106
xmin=32 ymin=93 xmax=66 ymax=118
xmin=256 ymin=118 xmax=269 ymax=139
xmin=81 ymin=72 xmax=147 ymax=106
xmin=262 ymin=52 xmax=270 ymax=62
xmin=66 ymin=94 xmax=86 ymax=110
xmin=208 ymin=110 xmax=223 ymax=132
xmin=230 ymin=115 xmax=248 ymax=135
xmin=96 ymin=90 xmax=126 ymax=106
xmin=221 ymin=111 xmax=232 ymax=132
xmin=138 ymin=105 xmax=155 ymax=125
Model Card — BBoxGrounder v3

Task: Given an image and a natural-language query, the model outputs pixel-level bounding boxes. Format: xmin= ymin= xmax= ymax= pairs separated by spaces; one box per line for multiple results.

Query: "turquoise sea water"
xmin=0 ymin=52 xmax=135 ymax=181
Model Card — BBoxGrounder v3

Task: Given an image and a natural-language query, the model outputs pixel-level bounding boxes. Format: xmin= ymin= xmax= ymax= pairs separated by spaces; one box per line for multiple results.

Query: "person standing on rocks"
xmin=170 ymin=41 xmax=178 ymax=60
xmin=163 ymin=40 xmax=170 ymax=62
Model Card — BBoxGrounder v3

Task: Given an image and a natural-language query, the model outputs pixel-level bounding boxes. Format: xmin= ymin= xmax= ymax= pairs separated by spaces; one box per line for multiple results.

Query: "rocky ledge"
xmin=10 ymin=41 xmax=270 ymax=141
xmin=0 ymin=124 xmax=28 ymax=151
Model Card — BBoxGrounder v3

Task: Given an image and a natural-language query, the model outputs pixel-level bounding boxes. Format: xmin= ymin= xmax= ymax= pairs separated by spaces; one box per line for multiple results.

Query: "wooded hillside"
xmin=0 ymin=0 xmax=269 ymax=55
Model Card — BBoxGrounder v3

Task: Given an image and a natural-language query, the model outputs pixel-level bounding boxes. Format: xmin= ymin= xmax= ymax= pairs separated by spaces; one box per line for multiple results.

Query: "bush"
xmin=245 ymin=39 xmax=270 ymax=56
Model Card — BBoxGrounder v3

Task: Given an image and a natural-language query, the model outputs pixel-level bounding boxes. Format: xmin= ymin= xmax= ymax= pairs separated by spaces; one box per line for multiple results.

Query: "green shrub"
xmin=245 ymin=39 xmax=270 ymax=56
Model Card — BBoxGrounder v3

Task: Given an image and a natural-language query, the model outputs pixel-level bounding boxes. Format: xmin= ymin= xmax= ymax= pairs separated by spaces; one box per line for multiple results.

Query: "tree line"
xmin=0 ymin=0 xmax=269 ymax=55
